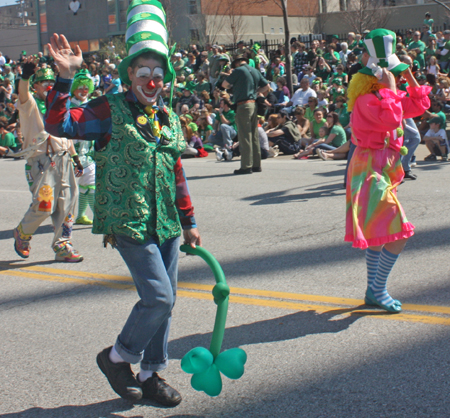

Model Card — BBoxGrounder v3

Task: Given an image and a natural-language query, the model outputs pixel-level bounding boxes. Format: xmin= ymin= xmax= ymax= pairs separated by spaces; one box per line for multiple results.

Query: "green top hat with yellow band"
xmin=71 ymin=69 xmax=94 ymax=95
xmin=359 ymin=28 xmax=409 ymax=77
xmin=118 ymin=0 xmax=175 ymax=86
xmin=31 ymin=67 xmax=55 ymax=84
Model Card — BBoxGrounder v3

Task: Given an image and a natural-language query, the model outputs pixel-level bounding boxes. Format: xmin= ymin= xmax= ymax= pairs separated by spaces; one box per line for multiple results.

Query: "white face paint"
xmin=152 ymin=67 xmax=164 ymax=81
xmin=128 ymin=58 xmax=166 ymax=106
xmin=136 ymin=86 xmax=162 ymax=103
xmin=136 ymin=66 xmax=152 ymax=78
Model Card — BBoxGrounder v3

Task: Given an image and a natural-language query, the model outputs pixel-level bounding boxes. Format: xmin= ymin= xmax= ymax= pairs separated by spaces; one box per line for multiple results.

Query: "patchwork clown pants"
xmin=18 ymin=152 xmax=78 ymax=249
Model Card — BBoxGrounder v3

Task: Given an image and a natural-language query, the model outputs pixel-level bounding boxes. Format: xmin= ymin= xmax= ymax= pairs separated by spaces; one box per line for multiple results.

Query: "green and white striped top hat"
xmin=359 ymin=28 xmax=409 ymax=77
xmin=118 ymin=0 xmax=175 ymax=86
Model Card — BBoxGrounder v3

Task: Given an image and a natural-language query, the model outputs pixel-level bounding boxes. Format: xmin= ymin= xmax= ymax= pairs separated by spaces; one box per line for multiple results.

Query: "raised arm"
xmin=44 ymin=33 xmax=112 ymax=147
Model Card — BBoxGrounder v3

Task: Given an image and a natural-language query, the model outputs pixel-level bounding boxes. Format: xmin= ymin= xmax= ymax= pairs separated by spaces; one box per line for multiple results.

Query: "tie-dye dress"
xmin=345 ymin=86 xmax=431 ymax=249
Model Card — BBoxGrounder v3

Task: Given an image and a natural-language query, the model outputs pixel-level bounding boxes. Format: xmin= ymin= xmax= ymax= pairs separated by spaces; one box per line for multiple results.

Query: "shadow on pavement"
xmin=415 ymin=161 xmax=446 ymax=171
xmin=0 ymin=224 xmax=54 ymax=241
xmin=0 ymin=260 xmax=58 ymax=271
xmin=313 ymin=168 xmax=346 ymax=177
xmin=169 ymin=308 xmax=366 ymax=359
xmin=241 ymin=182 xmax=344 ymax=205
xmin=186 ymin=173 xmax=235 ymax=180
xmin=202 ymin=330 xmax=450 ymax=418
xmin=0 ymin=399 xmax=136 ymax=418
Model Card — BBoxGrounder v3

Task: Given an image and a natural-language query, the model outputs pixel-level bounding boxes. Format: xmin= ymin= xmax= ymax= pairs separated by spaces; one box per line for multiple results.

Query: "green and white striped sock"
xmin=87 ymin=191 xmax=95 ymax=214
xmin=77 ymin=191 xmax=89 ymax=219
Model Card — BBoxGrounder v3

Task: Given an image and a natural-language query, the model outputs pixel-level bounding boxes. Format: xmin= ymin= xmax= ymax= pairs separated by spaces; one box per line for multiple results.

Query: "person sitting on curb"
xmin=210 ymin=97 xmax=237 ymax=161
xmin=266 ymin=109 xmax=302 ymax=155
xmin=423 ymin=116 xmax=449 ymax=161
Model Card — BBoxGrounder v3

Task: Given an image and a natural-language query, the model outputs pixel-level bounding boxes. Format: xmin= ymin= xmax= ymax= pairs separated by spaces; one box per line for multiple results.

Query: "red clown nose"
xmin=46 ymin=86 xmax=52 ymax=91
xmin=146 ymin=79 xmax=155 ymax=90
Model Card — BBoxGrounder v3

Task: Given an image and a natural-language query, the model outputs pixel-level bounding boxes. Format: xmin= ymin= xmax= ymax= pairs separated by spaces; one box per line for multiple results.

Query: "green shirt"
xmin=408 ymin=40 xmax=426 ymax=68
xmin=225 ymin=64 xmax=268 ymax=103
xmin=305 ymin=107 xmax=316 ymax=123
xmin=424 ymin=18 xmax=434 ymax=29
xmin=440 ymin=40 xmax=450 ymax=62
xmin=323 ymin=51 xmax=340 ymax=65
xmin=0 ymin=132 xmax=16 ymax=148
xmin=404 ymin=37 xmax=413 ymax=47
xmin=219 ymin=109 xmax=237 ymax=131
xmin=331 ymin=72 xmax=347 ymax=81
xmin=198 ymin=125 xmax=213 ymax=142
xmin=315 ymin=67 xmax=331 ymax=81
xmin=336 ymin=105 xmax=350 ymax=127
xmin=330 ymin=87 xmax=345 ymax=102
xmin=195 ymin=81 xmax=211 ymax=95
xmin=425 ymin=46 xmax=437 ymax=61
xmin=312 ymin=118 xmax=326 ymax=138
xmin=329 ymin=125 xmax=347 ymax=148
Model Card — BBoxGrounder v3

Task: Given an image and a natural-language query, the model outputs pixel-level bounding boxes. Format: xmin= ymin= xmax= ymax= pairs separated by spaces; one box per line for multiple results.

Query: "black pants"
xmin=273 ymin=136 xmax=301 ymax=155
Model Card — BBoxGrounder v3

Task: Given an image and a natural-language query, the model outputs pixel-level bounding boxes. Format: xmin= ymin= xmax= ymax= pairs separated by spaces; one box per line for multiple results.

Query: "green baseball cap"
xmin=429 ymin=117 xmax=441 ymax=125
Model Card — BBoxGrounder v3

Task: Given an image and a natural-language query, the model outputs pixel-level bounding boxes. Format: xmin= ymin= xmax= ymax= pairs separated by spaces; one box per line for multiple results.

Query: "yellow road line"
xmin=2 ymin=264 xmax=450 ymax=316
xmin=1 ymin=269 xmax=450 ymax=327
xmin=1 ymin=270 xmax=134 ymax=291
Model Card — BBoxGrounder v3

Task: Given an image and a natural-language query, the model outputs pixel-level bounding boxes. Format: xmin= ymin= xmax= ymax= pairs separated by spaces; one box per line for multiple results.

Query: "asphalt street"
xmin=0 ymin=146 xmax=449 ymax=418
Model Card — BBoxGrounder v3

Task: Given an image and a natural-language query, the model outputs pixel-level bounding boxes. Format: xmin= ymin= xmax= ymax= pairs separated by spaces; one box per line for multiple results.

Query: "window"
xmin=189 ymin=0 xmax=197 ymax=15
xmin=39 ymin=0 xmax=47 ymax=33
xmin=190 ymin=29 xmax=199 ymax=42
xmin=108 ymin=0 xmax=116 ymax=26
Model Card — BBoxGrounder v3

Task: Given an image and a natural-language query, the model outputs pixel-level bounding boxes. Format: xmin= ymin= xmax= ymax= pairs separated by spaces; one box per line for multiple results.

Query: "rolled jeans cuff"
xmin=114 ymin=336 xmax=143 ymax=364
xmin=140 ymin=358 xmax=169 ymax=372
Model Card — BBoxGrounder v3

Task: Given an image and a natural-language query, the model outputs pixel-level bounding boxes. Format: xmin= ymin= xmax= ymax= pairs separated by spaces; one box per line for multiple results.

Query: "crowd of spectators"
xmin=1 ymin=13 xmax=449 ymax=166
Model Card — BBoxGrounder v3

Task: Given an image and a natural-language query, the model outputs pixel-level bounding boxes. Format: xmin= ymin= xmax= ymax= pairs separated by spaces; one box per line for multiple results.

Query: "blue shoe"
xmin=365 ymin=288 xmax=402 ymax=307
xmin=364 ymin=288 xmax=402 ymax=313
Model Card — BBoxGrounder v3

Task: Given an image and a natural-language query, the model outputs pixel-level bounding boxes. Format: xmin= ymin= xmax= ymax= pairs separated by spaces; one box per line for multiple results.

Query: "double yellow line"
xmin=1 ymin=264 xmax=450 ymax=327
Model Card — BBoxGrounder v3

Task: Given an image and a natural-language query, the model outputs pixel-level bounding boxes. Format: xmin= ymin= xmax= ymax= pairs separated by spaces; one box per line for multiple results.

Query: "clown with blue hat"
xmin=45 ymin=0 xmax=201 ymax=406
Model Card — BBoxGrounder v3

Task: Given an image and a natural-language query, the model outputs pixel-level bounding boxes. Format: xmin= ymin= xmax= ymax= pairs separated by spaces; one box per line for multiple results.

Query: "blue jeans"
xmin=401 ymin=118 xmax=421 ymax=172
xmin=113 ymin=234 xmax=180 ymax=371
xmin=315 ymin=143 xmax=337 ymax=151
xmin=209 ymin=124 xmax=237 ymax=149
xmin=344 ymin=141 xmax=357 ymax=187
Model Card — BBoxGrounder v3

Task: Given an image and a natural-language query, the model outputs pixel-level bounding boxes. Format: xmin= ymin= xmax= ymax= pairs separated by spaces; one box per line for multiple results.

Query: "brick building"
xmin=0 ymin=0 xmax=37 ymax=27
xmin=172 ymin=0 xmax=320 ymax=46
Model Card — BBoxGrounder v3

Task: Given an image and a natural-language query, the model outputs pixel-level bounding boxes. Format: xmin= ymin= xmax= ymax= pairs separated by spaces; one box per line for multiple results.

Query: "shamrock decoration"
xmin=179 ymin=245 xmax=247 ymax=397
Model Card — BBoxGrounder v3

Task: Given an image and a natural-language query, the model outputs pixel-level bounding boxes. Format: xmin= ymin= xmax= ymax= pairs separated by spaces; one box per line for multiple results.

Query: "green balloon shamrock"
xmin=180 ymin=245 xmax=247 ymax=397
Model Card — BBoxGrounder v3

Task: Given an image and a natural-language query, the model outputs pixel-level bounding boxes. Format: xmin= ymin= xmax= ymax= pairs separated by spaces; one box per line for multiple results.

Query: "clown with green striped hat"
xmin=359 ymin=28 xmax=409 ymax=77
xmin=46 ymin=0 xmax=201 ymax=406
xmin=118 ymin=0 xmax=175 ymax=92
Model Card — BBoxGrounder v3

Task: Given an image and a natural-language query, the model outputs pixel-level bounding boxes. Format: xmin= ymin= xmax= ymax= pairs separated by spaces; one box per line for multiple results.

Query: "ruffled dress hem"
xmin=344 ymin=222 xmax=415 ymax=249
